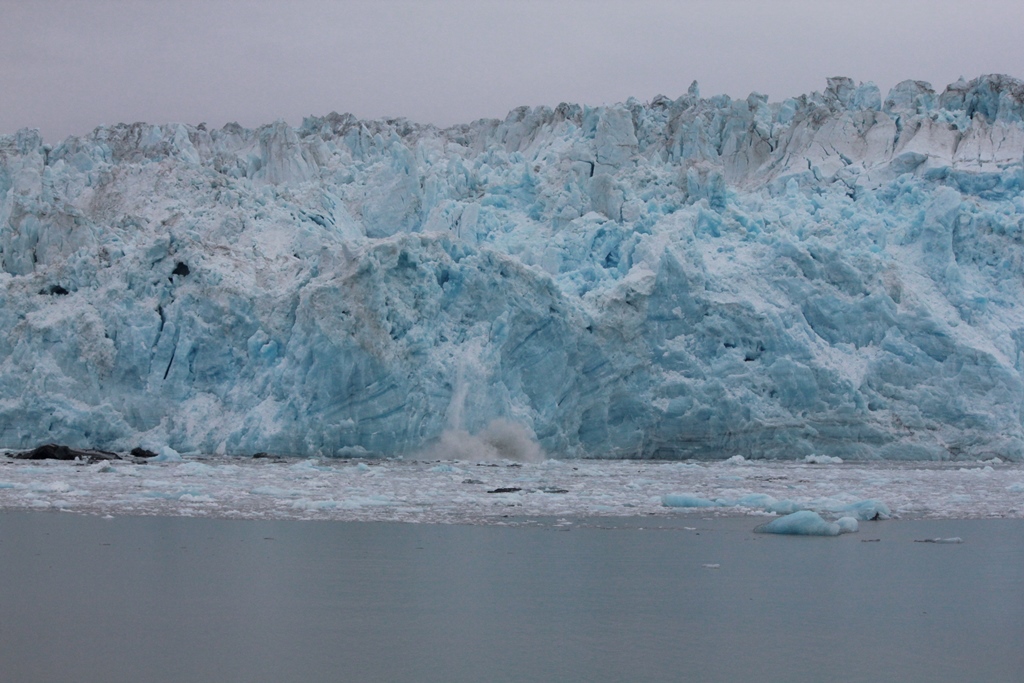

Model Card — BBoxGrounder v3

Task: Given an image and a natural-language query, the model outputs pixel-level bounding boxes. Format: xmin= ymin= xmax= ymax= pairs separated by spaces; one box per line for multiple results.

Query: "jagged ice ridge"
xmin=2 ymin=75 xmax=1024 ymax=460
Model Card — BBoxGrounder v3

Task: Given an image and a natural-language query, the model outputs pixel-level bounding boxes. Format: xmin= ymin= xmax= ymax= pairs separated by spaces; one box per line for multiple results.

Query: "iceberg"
xmin=661 ymin=493 xmax=724 ymax=508
xmin=754 ymin=510 xmax=858 ymax=536
xmin=1 ymin=76 xmax=1024 ymax=460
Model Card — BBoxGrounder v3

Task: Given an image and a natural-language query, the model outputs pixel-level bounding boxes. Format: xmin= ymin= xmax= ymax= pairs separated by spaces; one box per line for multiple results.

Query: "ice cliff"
xmin=2 ymin=75 xmax=1024 ymax=460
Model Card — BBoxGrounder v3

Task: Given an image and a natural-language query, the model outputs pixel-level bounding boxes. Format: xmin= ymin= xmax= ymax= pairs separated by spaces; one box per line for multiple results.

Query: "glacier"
xmin=1 ymin=75 xmax=1024 ymax=460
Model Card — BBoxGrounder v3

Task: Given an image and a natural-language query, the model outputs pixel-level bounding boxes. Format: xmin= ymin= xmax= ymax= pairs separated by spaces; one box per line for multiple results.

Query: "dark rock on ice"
xmin=15 ymin=444 xmax=120 ymax=462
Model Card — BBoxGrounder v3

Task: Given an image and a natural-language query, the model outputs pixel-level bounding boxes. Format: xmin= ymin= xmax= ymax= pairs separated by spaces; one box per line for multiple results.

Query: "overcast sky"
xmin=3 ymin=0 xmax=1023 ymax=141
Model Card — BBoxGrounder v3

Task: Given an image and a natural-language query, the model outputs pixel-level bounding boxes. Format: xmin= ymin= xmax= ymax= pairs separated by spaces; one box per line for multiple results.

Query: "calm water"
xmin=1 ymin=512 xmax=1022 ymax=683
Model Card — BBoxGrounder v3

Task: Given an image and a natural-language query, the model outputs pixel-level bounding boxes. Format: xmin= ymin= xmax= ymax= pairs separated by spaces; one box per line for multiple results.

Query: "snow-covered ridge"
xmin=2 ymin=75 xmax=1024 ymax=460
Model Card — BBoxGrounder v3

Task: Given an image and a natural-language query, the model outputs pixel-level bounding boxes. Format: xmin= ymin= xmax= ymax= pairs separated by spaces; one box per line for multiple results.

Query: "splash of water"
xmin=421 ymin=419 xmax=545 ymax=463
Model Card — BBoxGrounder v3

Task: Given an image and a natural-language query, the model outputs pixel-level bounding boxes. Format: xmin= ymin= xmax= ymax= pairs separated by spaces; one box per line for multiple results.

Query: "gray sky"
xmin=3 ymin=0 xmax=1023 ymax=141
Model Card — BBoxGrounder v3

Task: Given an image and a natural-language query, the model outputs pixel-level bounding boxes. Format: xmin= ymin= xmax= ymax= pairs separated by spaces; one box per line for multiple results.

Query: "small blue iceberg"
xmin=754 ymin=510 xmax=859 ymax=536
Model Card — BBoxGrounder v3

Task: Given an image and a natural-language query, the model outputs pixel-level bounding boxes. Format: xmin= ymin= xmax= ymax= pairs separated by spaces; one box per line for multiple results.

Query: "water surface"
xmin=1 ymin=513 xmax=1021 ymax=682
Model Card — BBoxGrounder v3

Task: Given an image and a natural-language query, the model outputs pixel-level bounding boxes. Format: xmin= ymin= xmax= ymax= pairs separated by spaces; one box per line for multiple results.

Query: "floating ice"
xmin=150 ymin=446 xmax=182 ymax=463
xmin=248 ymin=486 xmax=296 ymax=498
xmin=0 ymin=456 xmax=1021 ymax=523
xmin=1 ymin=76 xmax=1024 ymax=460
xmin=732 ymin=493 xmax=778 ymax=508
xmin=29 ymin=481 xmax=71 ymax=493
xmin=661 ymin=494 xmax=724 ymax=508
xmin=754 ymin=511 xmax=849 ymax=536
xmin=836 ymin=500 xmax=892 ymax=521
xmin=175 ymin=462 xmax=216 ymax=476
xmin=804 ymin=455 xmax=844 ymax=465
xmin=292 ymin=499 xmax=338 ymax=511
xmin=661 ymin=491 xmax=886 ymax=522
xmin=835 ymin=516 xmax=859 ymax=533
xmin=765 ymin=500 xmax=807 ymax=515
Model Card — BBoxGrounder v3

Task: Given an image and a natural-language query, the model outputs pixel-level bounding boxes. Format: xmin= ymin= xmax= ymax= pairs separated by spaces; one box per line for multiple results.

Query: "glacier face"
xmin=1 ymin=75 xmax=1024 ymax=460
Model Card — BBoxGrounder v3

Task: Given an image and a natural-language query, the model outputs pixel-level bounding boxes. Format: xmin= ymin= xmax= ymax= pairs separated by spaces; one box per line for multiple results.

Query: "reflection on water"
xmin=1 ymin=513 xmax=1022 ymax=683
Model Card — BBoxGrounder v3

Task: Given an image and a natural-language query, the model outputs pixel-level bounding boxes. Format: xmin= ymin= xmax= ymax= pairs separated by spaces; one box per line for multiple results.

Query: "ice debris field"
xmin=2 ymin=75 xmax=1024 ymax=464
xmin=2 ymin=453 xmax=1022 ymax=525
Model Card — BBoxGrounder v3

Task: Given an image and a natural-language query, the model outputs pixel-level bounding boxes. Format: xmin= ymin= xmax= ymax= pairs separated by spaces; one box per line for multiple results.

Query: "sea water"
xmin=0 ymin=513 xmax=1021 ymax=683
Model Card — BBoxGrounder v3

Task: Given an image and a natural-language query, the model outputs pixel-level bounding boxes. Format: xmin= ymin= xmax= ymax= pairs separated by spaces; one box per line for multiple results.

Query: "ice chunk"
xmin=661 ymin=494 xmax=723 ymax=508
xmin=766 ymin=500 xmax=807 ymax=515
xmin=803 ymin=455 xmax=844 ymax=464
xmin=835 ymin=516 xmax=859 ymax=534
xmin=150 ymin=446 xmax=182 ymax=463
xmin=754 ymin=511 xmax=844 ymax=536
xmin=838 ymin=500 xmax=892 ymax=521
xmin=732 ymin=493 xmax=778 ymax=508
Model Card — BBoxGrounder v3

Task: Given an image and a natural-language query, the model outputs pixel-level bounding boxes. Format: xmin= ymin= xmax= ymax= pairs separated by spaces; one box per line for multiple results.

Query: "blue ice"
xmin=754 ymin=511 xmax=859 ymax=536
xmin=0 ymin=76 xmax=1023 ymax=461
